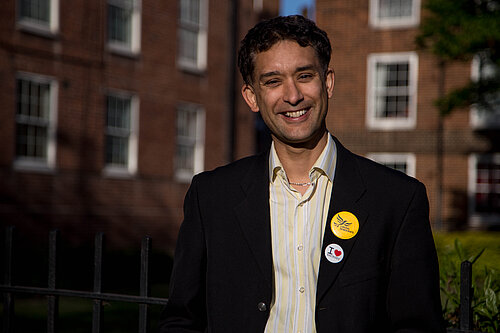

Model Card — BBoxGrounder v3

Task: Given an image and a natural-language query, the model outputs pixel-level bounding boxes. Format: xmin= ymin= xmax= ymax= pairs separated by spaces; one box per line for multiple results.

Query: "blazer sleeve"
xmin=387 ymin=182 xmax=446 ymax=333
xmin=158 ymin=176 xmax=207 ymax=332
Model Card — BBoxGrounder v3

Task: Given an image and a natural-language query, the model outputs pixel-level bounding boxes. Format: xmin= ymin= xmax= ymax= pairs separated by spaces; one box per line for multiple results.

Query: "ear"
xmin=325 ymin=68 xmax=335 ymax=99
xmin=241 ymin=84 xmax=260 ymax=113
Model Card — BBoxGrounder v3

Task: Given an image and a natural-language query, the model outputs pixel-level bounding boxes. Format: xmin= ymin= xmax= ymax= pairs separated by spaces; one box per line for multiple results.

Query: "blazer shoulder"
xmin=192 ymin=150 xmax=268 ymax=187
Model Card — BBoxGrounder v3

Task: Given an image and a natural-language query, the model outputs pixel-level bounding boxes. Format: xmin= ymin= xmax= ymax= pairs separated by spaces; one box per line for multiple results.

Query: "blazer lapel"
xmin=316 ymin=139 xmax=368 ymax=305
xmin=233 ymin=152 xmax=273 ymax=286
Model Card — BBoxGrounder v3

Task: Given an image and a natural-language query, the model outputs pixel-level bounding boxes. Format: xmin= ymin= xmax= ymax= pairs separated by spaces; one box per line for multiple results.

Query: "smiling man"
xmin=159 ymin=15 xmax=445 ymax=333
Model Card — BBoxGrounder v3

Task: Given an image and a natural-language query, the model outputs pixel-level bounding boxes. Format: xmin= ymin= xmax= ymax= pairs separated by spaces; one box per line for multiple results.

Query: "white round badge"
xmin=324 ymin=243 xmax=344 ymax=264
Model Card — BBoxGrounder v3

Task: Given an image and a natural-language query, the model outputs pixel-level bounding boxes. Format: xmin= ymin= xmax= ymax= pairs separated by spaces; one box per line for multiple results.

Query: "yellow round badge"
xmin=331 ymin=211 xmax=359 ymax=239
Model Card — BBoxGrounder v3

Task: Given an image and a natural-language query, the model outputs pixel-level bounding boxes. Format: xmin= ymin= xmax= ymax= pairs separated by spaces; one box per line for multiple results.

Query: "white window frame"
xmin=14 ymin=72 xmax=58 ymax=172
xmin=253 ymin=0 xmax=263 ymax=12
xmin=366 ymin=52 xmax=418 ymax=130
xmin=175 ymin=103 xmax=205 ymax=182
xmin=468 ymin=154 xmax=500 ymax=227
xmin=369 ymin=0 xmax=420 ymax=29
xmin=177 ymin=0 xmax=209 ymax=72
xmin=367 ymin=153 xmax=416 ymax=177
xmin=103 ymin=91 xmax=139 ymax=177
xmin=469 ymin=53 xmax=500 ymax=128
xmin=17 ymin=0 xmax=60 ymax=36
xmin=107 ymin=0 xmax=142 ymax=56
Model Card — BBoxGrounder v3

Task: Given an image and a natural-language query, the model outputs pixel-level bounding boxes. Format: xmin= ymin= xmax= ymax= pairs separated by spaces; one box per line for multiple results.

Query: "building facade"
xmin=317 ymin=0 xmax=500 ymax=230
xmin=0 ymin=0 xmax=278 ymax=252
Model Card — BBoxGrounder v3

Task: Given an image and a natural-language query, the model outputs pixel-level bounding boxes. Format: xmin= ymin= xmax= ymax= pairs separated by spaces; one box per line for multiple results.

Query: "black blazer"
xmin=159 ymin=137 xmax=445 ymax=332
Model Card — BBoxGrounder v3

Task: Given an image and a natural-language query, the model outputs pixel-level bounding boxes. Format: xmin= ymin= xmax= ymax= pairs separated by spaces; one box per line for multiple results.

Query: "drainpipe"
xmin=227 ymin=0 xmax=239 ymax=163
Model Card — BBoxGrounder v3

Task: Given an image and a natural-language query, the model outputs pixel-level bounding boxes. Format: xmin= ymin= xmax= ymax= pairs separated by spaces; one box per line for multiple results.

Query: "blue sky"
xmin=280 ymin=0 xmax=315 ymax=16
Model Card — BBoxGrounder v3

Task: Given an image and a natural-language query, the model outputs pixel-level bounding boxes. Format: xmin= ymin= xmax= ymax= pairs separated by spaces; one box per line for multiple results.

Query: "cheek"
xmin=258 ymin=91 xmax=281 ymax=110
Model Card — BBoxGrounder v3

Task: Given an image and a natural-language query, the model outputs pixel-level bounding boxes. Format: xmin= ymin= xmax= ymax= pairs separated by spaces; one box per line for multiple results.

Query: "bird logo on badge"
xmin=331 ymin=211 xmax=359 ymax=239
xmin=333 ymin=214 xmax=352 ymax=228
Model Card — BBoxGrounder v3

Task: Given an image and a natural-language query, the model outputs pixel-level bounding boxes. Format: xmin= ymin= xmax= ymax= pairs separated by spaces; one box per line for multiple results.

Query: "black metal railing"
xmin=1 ymin=226 xmax=168 ymax=333
xmin=0 ymin=226 xmax=488 ymax=333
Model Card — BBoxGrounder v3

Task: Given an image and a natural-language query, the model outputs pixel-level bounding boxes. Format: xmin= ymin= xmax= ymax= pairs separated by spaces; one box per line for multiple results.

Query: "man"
xmin=159 ymin=15 xmax=445 ymax=332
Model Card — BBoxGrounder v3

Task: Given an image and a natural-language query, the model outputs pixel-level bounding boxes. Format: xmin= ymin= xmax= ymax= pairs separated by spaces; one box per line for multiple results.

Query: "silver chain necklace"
xmin=289 ymin=181 xmax=313 ymax=186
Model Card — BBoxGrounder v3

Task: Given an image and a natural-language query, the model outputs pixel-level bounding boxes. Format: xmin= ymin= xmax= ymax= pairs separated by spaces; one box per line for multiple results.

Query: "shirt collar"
xmin=269 ymin=133 xmax=337 ymax=184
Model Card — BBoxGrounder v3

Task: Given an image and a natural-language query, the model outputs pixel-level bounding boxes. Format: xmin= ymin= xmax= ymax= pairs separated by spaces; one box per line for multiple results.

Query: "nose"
xmin=283 ymin=80 xmax=304 ymax=105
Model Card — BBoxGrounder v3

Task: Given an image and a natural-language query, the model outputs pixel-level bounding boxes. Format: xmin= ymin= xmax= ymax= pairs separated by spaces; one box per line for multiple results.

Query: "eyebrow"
xmin=258 ymin=64 xmax=317 ymax=82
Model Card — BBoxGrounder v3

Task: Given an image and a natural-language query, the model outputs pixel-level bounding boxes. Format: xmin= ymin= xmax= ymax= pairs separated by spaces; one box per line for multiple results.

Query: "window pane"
xmin=107 ymin=96 xmax=131 ymax=129
xmin=20 ymin=0 xmax=50 ymax=23
xmin=176 ymin=144 xmax=194 ymax=171
xmin=379 ymin=0 xmax=413 ymax=18
xmin=180 ymin=0 xmax=200 ymax=25
xmin=179 ymin=29 xmax=198 ymax=62
xmin=16 ymin=78 xmax=51 ymax=160
xmin=176 ymin=107 xmax=199 ymax=175
xmin=106 ymin=95 xmax=132 ymax=167
xmin=375 ymin=62 xmax=410 ymax=118
xmin=108 ymin=3 xmax=132 ymax=44
xmin=475 ymin=158 xmax=500 ymax=214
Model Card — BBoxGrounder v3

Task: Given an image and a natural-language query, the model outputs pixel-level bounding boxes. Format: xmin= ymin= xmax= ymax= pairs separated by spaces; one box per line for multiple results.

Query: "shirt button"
xmin=297 ymin=244 xmax=303 ymax=251
xmin=257 ymin=302 xmax=267 ymax=312
xmin=299 ymin=287 xmax=305 ymax=293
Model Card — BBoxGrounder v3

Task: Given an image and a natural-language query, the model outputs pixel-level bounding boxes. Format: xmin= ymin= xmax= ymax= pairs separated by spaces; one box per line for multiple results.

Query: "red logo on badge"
xmin=334 ymin=249 xmax=342 ymax=256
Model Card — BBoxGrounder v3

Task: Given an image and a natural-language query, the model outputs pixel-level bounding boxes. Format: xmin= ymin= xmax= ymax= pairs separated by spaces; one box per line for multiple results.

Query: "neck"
xmin=273 ymin=131 xmax=328 ymax=183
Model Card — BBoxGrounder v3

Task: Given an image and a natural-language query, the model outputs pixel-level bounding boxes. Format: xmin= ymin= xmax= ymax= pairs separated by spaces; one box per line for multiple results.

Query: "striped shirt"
xmin=264 ymin=134 xmax=337 ymax=333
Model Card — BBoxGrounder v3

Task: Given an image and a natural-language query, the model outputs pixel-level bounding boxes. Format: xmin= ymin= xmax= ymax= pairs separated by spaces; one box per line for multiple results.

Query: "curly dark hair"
xmin=237 ymin=15 xmax=332 ymax=85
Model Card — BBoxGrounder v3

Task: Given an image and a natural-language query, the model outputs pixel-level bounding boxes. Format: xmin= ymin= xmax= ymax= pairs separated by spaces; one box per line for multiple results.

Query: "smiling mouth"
xmin=283 ymin=109 xmax=308 ymax=118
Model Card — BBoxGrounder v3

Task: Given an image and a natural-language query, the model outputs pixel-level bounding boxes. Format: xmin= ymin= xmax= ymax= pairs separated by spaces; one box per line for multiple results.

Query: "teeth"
xmin=284 ymin=110 xmax=307 ymax=118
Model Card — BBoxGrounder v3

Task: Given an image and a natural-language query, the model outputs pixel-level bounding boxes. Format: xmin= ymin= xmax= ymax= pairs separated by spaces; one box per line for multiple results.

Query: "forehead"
xmin=252 ymin=40 xmax=320 ymax=77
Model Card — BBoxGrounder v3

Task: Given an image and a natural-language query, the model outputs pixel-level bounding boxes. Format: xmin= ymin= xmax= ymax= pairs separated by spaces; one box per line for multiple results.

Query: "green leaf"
xmin=485 ymin=287 xmax=497 ymax=313
xmin=469 ymin=247 xmax=485 ymax=264
xmin=454 ymin=239 xmax=466 ymax=261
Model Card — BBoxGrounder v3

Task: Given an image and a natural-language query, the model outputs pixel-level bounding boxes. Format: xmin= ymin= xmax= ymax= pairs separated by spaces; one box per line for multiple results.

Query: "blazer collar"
xmin=316 ymin=137 xmax=368 ymax=304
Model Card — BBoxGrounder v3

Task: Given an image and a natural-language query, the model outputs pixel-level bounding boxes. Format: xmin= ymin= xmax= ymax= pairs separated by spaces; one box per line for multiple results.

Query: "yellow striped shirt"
xmin=264 ymin=134 xmax=337 ymax=333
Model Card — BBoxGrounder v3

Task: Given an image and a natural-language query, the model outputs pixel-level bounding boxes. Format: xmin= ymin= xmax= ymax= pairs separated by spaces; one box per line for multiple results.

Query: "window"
xmin=107 ymin=0 xmax=141 ymax=55
xmin=369 ymin=0 xmax=420 ymax=28
xmin=17 ymin=0 xmax=59 ymax=35
xmin=175 ymin=103 xmax=205 ymax=182
xmin=104 ymin=93 xmax=139 ymax=176
xmin=470 ymin=53 xmax=500 ymax=128
xmin=469 ymin=154 xmax=500 ymax=226
xmin=367 ymin=153 xmax=416 ymax=177
xmin=366 ymin=52 xmax=418 ymax=130
xmin=15 ymin=73 xmax=58 ymax=171
xmin=178 ymin=0 xmax=208 ymax=72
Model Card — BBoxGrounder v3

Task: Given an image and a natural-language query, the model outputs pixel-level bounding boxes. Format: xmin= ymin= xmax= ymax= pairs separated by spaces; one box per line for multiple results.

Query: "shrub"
xmin=434 ymin=232 xmax=500 ymax=332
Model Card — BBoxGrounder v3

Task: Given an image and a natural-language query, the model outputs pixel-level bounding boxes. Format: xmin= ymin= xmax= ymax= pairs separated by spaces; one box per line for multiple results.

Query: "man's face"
xmin=242 ymin=40 xmax=334 ymax=147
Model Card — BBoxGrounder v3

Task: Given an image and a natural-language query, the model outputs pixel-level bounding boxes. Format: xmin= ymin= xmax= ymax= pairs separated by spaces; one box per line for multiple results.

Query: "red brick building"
xmin=316 ymin=0 xmax=500 ymax=230
xmin=0 ymin=0 xmax=278 ymax=252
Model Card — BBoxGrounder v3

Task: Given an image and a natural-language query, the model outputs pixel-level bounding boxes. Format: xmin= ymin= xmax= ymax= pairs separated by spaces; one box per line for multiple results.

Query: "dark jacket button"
xmin=257 ymin=302 xmax=267 ymax=312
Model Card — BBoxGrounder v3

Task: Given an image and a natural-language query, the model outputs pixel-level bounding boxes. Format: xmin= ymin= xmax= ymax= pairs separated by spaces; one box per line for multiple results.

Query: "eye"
xmin=298 ymin=73 xmax=314 ymax=81
xmin=263 ymin=78 xmax=280 ymax=87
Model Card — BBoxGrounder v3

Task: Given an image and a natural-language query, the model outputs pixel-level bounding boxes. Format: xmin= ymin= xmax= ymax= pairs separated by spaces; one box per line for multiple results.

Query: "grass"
xmin=434 ymin=231 xmax=500 ymax=272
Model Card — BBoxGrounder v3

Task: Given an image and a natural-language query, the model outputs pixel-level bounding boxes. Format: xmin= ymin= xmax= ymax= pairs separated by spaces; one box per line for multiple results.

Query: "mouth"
xmin=283 ymin=108 xmax=309 ymax=118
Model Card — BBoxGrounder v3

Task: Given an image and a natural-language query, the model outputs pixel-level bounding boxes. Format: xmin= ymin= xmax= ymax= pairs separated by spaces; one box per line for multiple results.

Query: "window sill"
xmin=469 ymin=214 xmax=500 ymax=229
xmin=107 ymin=42 xmax=141 ymax=59
xmin=14 ymin=159 xmax=56 ymax=174
xmin=17 ymin=20 xmax=59 ymax=39
xmin=366 ymin=119 xmax=416 ymax=131
xmin=103 ymin=165 xmax=136 ymax=179
xmin=177 ymin=60 xmax=206 ymax=76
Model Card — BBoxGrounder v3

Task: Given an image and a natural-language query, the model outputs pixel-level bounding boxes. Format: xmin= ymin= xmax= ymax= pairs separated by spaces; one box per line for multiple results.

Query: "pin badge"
xmin=331 ymin=211 xmax=359 ymax=240
xmin=325 ymin=243 xmax=344 ymax=264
